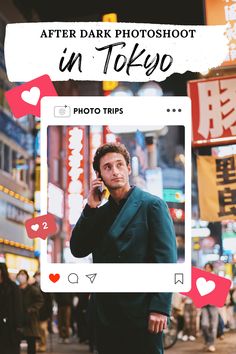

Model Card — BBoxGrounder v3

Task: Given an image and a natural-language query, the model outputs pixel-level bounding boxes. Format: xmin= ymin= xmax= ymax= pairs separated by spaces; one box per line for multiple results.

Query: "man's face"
xmin=99 ymin=152 xmax=131 ymax=191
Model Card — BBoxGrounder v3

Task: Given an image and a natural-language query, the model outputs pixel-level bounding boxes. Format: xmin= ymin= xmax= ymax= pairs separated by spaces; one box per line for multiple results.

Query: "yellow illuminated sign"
xmin=102 ymin=81 xmax=118 ymax=91
xmin=35 ymin=165 xmax=40 ymax=191
xmin=102 ymin=13 xmax=118 ymax=93
xmin=102 ymin=13 xmax=117 ymax=22
xmin=5 ymin=253 xmax=38 ymax=276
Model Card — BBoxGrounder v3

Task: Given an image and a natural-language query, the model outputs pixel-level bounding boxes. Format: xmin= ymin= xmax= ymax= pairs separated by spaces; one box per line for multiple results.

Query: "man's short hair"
xmin=93 ymin=142 xmax=130 ymax=173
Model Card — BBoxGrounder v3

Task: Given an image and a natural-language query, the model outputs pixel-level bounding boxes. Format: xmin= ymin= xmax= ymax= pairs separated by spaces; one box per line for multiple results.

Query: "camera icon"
xmin=54 ymin=105 xmax=71 ymax=117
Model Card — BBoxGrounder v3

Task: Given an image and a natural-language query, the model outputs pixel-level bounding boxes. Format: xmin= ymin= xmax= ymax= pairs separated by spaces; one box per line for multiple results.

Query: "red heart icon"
xmin=49 ymin=273 xmax=60 ymax=283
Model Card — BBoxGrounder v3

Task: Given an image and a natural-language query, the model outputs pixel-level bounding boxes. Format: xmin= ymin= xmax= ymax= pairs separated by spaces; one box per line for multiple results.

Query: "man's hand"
xmin=87 ymin=178 xmax=105 ymax=208
xmin=148 ymin=312 xmax=168 ymax=334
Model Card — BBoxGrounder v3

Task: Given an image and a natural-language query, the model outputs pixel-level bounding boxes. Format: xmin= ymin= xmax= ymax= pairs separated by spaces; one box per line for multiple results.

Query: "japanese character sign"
xmin=197 ymin=154 xmax=236 ymax=221
xmin=188 ymin=75 xmax=236 ymax=146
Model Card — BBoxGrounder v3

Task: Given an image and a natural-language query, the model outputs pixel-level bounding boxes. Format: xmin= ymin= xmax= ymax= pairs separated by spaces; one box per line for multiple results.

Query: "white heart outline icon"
xmin=21 ymin=87 xmax=40 ymax=106
xmin=31 ymin=224 xmax=39 ymax=232
xmin=196 ymin=277 xmax=216 ymax=296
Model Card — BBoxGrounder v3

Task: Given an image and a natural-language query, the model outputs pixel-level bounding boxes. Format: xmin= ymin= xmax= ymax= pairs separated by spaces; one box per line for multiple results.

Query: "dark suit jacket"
xmin=70 ymin=186 xmax=177 ymax=327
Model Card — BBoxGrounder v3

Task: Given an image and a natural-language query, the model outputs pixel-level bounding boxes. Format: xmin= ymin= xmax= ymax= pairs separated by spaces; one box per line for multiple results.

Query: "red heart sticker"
xmin=49 ymin=273 xmax=60 ymax=283
xmin=181 ymin=267 xmax=231 ymax=308
xmin=5 ymin=74 xmax=58 ymax=118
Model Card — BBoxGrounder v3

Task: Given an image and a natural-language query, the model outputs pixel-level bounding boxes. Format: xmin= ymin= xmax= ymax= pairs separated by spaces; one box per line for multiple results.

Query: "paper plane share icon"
xmin=86 ymin=273 xmax=97 ymax=284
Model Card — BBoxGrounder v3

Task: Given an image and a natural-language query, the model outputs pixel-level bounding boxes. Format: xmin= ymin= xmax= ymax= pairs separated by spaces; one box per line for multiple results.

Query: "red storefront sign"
xmin=188 ymin=75 xmax=236 ymax=146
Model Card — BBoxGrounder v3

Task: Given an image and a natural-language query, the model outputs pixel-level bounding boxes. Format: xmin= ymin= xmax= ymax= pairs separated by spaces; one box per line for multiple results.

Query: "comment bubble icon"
xmin=68 ymin=273 xmax=79 ymax=284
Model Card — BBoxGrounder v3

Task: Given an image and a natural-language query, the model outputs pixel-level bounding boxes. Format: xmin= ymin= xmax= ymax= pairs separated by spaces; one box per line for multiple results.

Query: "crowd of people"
xmin=0 ymin=261 xmax=236 ymax=354
xmin=0 ymin=263 xmax=94 ymax=354
xmin=172 ymin=263 xmax=236 ymax=353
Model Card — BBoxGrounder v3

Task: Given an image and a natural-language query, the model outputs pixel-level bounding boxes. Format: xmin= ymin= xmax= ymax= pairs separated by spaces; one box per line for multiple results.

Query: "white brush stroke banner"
xmin=4 ymin=22 xmax=228 ymax=82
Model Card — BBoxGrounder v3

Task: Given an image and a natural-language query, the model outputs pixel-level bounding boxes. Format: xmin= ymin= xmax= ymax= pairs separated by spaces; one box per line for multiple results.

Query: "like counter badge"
xmin=25 ymin=214 xmax=57 ymax=240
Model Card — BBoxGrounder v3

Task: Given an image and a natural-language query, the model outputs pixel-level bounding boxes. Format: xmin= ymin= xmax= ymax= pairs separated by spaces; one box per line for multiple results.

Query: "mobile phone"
xmin=95 ymin=185 xmax=103 ymax=201
xmin=96 ymin=172 xmax=103 ymax=199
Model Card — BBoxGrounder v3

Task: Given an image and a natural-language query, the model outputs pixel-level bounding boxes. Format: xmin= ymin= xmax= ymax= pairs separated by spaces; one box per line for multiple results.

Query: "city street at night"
xmin=167 ymin=331 xmax=236 ymax=354
xmin=1 ymin=1 xmax=236 ymax=354
xmin=20 ymin=330 xmax=236 ymax=354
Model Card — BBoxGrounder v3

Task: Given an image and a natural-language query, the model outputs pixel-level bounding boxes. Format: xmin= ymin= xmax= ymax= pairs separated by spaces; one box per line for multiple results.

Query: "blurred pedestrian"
xmin=54 ymin=293 xmax=73 ymax=344
xmin=0 ymin=263 xmax=23 ymax=354
xmin=76 ymin=293 xmax=90 ymax=343
xmin=232 ymin=286 xmax=236 ymax=328
xmin=16 ymin=269 xmax=44 ymax=354
xmin=200 ymin=263 xmax=218 ymax=353
xmin=33 ymin=271 xmax=53 ymax=352
xmin=216 ymin=312 xmax=225 ymax=340
xmin=225 ymin=287 xmax=236 ymax=330
xmin=87 ymin=294 xmax=98 ymax=353
xmin=171 ymin=293 xmax=184 ymax=340
xmin=182 ymin=296 xmax=197 ymax=342
xmin=71 ymin=295 xmax=78 ymax=337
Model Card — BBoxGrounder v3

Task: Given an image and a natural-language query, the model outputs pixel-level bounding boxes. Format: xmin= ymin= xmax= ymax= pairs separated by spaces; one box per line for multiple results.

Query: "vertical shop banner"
xmin=66 ymin=127 xmax=85 ymax=230
xmin=188 ymin=75 xmax=236 ymax=146
xmin=205 ymin=0 xmax=236 ymax=66
xmin=89 ymin=126 xmax=103 ymax=180
xmin=197 ymin=154 xmax=236 ymax=221
xmin=102 ymin=13 xmax=118 ymax=95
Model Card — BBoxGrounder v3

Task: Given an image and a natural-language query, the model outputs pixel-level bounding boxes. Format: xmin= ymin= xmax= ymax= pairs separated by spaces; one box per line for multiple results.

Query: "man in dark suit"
xmin=70 ymin=142 xmax=177 ymax=354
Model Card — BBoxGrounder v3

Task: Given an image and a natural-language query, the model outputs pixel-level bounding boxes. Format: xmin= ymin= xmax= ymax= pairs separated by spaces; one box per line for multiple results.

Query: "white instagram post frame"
xmin=40 ymin=96 xmax=191 ymax=292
